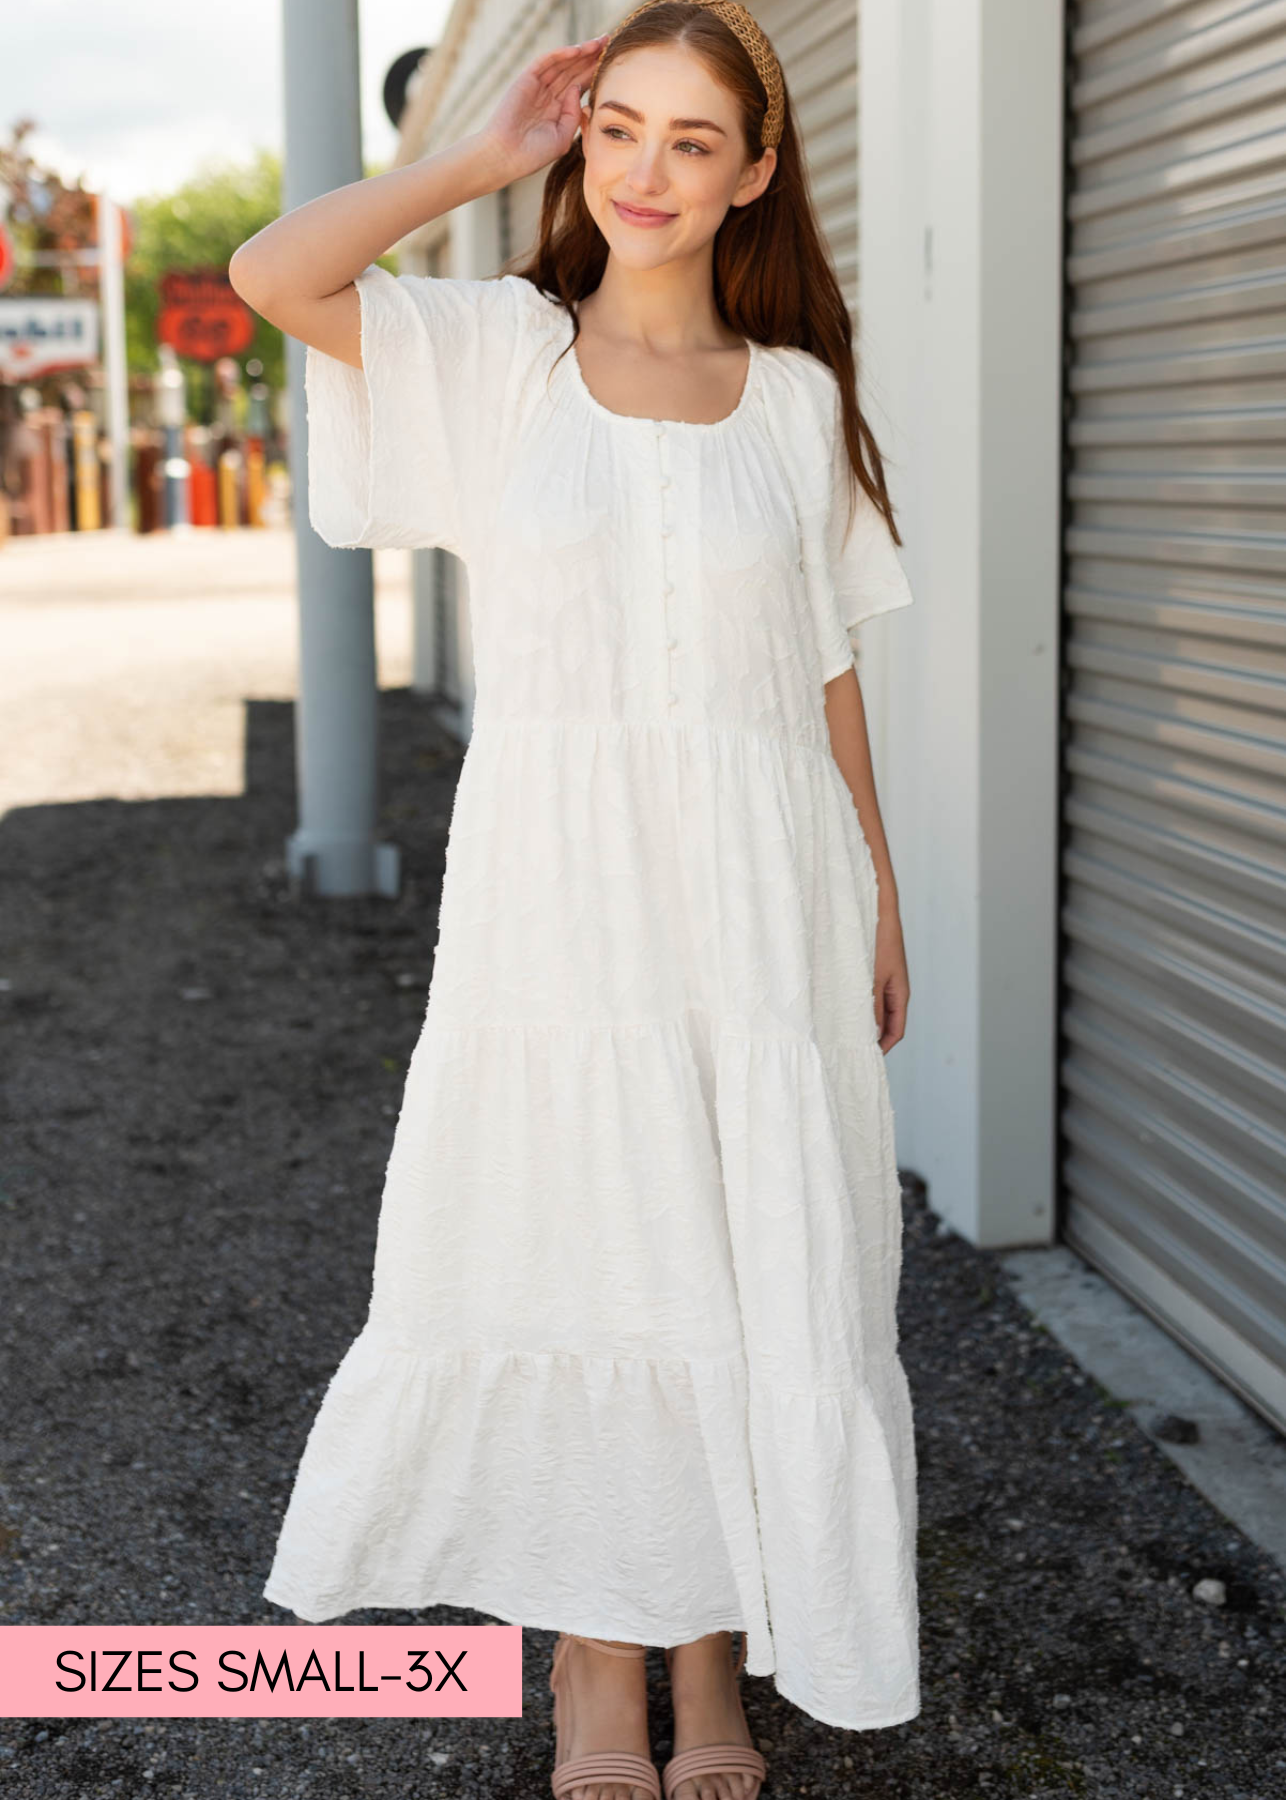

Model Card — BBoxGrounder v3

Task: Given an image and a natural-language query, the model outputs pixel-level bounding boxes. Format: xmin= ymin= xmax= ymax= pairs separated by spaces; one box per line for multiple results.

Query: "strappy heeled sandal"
xmin=549 ymin=1632 xmax=662 ymax=1800
xmin=661 ymin=1630 xmax=767 ymax=1800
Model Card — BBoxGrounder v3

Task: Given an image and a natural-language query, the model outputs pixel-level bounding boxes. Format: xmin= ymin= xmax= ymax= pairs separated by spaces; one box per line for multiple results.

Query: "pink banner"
xmin=0 ymin=1625 xmax=523 ymax=1718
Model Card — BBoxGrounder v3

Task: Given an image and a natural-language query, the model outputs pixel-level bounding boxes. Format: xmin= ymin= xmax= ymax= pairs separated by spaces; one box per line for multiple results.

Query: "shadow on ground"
xmin=0 ymin=688 xmax=1282 ymax=1798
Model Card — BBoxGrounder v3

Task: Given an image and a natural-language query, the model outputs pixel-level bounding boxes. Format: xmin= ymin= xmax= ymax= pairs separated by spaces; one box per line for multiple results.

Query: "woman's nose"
xmin=626 ymin=143 xmax=668 ymax=192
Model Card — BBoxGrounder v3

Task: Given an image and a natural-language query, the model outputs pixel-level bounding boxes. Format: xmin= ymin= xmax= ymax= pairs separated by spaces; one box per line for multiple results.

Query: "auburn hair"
xmin=502 ymin=1 xmax=902 ymax=547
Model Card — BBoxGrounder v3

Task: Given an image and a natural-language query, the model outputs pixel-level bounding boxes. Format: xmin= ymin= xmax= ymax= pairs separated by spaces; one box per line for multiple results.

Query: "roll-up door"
xmin=754 ymin=0 xmax=858 ymax=315
xmin=1060 ymin=0 xmax=1286 ymax=1433
xmin=501 ymin=170 xmax=546 ymax=265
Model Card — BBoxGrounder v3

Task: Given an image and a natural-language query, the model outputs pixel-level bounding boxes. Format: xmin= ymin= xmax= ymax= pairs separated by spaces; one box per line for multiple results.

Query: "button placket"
xmin=656 ymin=424 xmax=679 ymax=707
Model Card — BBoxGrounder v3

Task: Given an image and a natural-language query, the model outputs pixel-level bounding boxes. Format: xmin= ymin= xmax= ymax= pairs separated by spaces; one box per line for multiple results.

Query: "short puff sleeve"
xmin=304 ymin=266 xmax=533 ymax=557
xmin=800 ymin=365 xmax=914 ymax=684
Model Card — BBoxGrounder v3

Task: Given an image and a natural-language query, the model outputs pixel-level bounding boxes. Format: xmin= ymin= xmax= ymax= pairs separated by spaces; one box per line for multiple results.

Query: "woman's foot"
xmin=554 ymin=1636 xmax=656 ymax=1800
xmin=666 ymin=1632 xmax=759 ymax=1800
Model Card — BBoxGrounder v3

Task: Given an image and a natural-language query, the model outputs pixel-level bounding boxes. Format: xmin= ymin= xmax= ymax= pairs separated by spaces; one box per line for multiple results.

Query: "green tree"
xmin=126 ymin=149 xmax=282 ymax=421
xmin=125 ymin=149 xmax=396 ymax=423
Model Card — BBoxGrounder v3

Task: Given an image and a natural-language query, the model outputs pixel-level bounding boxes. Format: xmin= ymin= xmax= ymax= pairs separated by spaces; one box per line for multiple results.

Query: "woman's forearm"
xmin=229 ymin=130 xmax=515 ymax=313
xmin=229 ymin=37 xmax=607 ymax=363
xmin=823 ymin=665 xmax=900 ymax=911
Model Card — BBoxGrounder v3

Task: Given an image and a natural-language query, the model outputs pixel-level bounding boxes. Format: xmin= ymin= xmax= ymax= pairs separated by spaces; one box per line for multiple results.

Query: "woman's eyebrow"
xmin=599 ymin=98 xmax=727 ymax=135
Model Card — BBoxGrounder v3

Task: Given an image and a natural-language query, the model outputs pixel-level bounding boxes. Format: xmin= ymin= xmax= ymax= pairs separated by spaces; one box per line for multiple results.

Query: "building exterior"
xmin=389 ymin=0 xmax=1286 ymax=1438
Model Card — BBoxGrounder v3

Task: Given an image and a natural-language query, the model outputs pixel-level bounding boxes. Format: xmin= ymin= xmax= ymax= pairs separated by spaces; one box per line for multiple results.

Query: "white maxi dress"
xmin=262 ymin=265 xmax=920 ymax=1731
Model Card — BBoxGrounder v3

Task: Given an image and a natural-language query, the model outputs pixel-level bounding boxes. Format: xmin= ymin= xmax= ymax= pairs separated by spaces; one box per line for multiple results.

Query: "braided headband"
xmin=591 ymin=0 xmax=785 ymax=150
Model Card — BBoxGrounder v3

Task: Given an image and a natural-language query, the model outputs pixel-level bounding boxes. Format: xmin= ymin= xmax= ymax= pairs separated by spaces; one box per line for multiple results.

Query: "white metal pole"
xmin=410 ymin=548 xmax=437 ymax=693
xmin=97 ymin=194 xmax=130 ymax=530
xmin=282 ymin=0 xmax=399 ymax=897
xmin=155 ymin=344 xmax=190 ymax=531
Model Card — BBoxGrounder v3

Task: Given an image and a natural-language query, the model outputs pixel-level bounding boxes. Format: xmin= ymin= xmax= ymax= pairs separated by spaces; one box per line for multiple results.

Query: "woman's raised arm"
xmin=228 ymin=37 xmax=607 ymax=370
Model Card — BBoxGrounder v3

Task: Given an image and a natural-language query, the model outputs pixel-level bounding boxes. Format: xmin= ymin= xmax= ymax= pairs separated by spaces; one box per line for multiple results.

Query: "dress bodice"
xmin=304 ymin=267 xmax=914 ymax=752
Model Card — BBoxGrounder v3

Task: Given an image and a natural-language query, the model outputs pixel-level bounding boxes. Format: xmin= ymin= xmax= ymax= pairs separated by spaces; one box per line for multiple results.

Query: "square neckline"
xmin=566 ymin=328 xmax=759 ymax=431
xmin=521 ymin=281 xmax=760 ymax=430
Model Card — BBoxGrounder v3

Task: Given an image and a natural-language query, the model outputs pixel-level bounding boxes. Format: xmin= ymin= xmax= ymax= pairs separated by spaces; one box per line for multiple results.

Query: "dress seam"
xmin=468 ymin=712 xmax=836 ymax=760
xmin=352 ymin=1332 xmax=902 ymax=1398
xmin=419 ymin=1006 xmax=880 ymax=1053
xmin=359 ymin=1336 xmax=748 ymax=1372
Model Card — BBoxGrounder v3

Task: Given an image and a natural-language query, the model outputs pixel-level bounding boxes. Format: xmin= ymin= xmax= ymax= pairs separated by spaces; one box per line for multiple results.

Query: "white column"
xmin=282 ymin=0 xmax=399 ymax=897
xmin=410 ymin=549 xmax=438 ymax=693
xmin=97 ymin=195 xmax=130 ymax=531
xmin=857 ymin=0 xmax=1064 ymax=1246
xmin=455 ymin=562 xmax=476 ymax=741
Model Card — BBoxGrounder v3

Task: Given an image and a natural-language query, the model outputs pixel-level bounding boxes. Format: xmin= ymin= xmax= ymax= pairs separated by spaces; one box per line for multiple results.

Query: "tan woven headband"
xmin=591 ymin=0 xmax=785 ymax=150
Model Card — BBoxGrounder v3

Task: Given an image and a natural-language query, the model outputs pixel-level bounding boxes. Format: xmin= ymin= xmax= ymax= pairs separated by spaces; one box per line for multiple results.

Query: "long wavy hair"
xmin=502 ymin=1 xmax=901 ymax=547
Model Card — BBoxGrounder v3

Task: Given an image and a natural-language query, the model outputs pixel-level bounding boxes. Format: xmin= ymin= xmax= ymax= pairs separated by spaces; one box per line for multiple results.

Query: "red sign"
xmin=157 ymin=268 xmax=254 ymax=362
xmin=0 ymin=224 xmax=14 ymax=293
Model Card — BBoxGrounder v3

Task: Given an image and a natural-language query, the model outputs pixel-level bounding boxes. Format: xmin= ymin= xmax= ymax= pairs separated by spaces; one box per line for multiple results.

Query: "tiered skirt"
xmin=263 ymin=715 xmax=920 ymax=1729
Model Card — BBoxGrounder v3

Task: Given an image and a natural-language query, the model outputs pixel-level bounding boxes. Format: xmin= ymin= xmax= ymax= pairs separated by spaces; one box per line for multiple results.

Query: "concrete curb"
xmin=1000 ymin=1244 xmax=1286 ymax=1574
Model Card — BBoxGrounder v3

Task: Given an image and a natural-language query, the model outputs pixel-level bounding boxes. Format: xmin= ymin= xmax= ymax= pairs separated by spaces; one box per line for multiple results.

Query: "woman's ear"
xmin=732 ymin=145 xmax=777 ymax=207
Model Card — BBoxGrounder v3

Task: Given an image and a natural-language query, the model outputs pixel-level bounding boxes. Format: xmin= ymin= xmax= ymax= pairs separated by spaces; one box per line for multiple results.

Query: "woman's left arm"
xmin=823 ymin=664 xmax=910 ymax=1053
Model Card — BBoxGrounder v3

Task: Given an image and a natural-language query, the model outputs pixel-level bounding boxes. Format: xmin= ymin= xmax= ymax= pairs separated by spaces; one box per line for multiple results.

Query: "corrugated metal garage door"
xmin=754 ymin=0 xmax=859 ymax=315
xmin=502 ymin=170 xmax=545 ymax=265
xmin=1060 ymin=0 xmax=1286 ymax=1433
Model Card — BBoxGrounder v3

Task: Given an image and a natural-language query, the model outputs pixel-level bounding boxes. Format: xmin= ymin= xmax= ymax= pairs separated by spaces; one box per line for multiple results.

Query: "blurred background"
xmin=0 ymin=0 xmax=441 ymax=540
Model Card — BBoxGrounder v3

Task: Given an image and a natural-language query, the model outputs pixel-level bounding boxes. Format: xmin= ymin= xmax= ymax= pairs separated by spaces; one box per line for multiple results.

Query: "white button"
xmin=667 ymin=690 xmax=679 ymax=705
xmin=667 ymin=636 xmax=678 ymax=650
xmin=664 ymin=582 xmax=674 ymax=595
xmin=661 ymin=526 xmax=673 ymax=539
xmin=660 ymin=476 xmax=672 ymax=489
xmin=654 ymin=424 xmax=665 ymax=438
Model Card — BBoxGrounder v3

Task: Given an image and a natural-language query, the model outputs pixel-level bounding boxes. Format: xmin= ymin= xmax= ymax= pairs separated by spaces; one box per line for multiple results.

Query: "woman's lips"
xmin=612 ymin=200 xmax=677 ymax=227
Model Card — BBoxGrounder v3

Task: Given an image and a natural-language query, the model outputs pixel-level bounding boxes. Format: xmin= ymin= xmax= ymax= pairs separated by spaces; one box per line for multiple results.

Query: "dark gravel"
xmin=1 ymin=687 xmax=1283 ymax=1799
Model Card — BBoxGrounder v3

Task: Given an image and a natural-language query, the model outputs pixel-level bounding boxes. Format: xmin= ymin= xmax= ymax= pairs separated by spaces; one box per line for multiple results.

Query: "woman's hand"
xmin=480 ymin=37 xmax=610 ymax=184
xmin=872 ymin=897 xmax=910 ymax=1054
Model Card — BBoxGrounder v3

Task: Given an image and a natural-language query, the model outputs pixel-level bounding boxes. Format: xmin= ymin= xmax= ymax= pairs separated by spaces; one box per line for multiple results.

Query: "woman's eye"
xmin=599 ymin=126 xmax=709 ymax=155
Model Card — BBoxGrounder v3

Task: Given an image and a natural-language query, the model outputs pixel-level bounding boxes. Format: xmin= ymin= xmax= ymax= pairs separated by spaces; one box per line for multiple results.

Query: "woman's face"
xmin=579 ymin=43 xmax=776 ymax=270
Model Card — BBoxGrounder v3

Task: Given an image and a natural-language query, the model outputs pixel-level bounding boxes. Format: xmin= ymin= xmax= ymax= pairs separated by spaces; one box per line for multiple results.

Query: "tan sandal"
xmin=662 ymin=1630 xmax=767 ymax=1800
xmin=549 ymin=1632 xmax=662 ymax=1800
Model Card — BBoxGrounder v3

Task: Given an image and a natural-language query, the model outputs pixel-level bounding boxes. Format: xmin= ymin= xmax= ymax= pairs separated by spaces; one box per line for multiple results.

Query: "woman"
xmin=231 ymin=4 xmax=920 ymax=1796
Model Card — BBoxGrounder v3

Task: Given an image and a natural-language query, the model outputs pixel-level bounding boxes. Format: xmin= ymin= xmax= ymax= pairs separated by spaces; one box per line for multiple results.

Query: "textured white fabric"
xmin=263 ymin=265 xmax=919 ymax=1729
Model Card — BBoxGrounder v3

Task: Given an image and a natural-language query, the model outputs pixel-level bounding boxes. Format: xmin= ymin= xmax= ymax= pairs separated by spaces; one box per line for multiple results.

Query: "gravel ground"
xmin=1 ymin=684 xmax=1284 ymax=1800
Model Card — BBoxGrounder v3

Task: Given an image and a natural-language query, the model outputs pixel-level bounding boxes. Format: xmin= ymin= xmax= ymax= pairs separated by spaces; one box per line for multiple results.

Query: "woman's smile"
xmin=612 ymin=198 xmax=677 ymax=226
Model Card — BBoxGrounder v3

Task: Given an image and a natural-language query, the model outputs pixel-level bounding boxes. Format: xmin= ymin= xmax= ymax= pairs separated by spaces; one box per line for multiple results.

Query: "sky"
xmin=3 ymin=0 xmax=453 ymax=204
